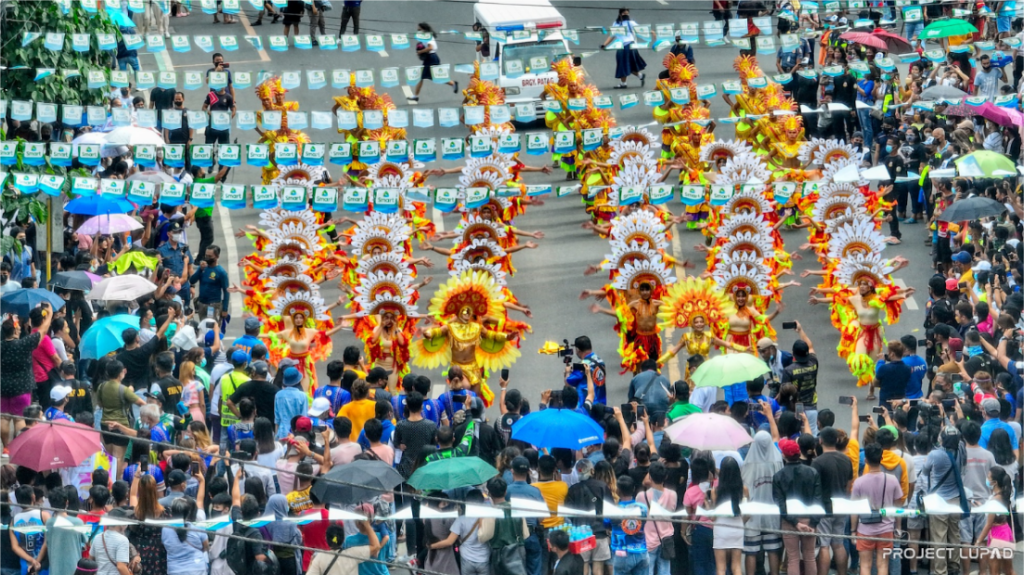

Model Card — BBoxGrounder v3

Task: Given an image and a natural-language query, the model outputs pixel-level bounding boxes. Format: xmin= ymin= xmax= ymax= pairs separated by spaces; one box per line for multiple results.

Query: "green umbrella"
xmin=954 ymin=151 xmax=1016 ymax=178
xmin=408 ymin=456 xmax=498 ymax=491
xmin=919 ymin=19 xmax=977 ymax=39
xmin=690 ymin=353 xmax=770 ymax=388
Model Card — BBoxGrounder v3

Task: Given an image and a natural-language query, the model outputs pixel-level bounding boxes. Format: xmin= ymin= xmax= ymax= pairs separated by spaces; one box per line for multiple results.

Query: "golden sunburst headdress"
xmin=828 ymin=217 xmax=888 ymax=260
xmin=657 ymin=277 xmax=736 ymax=329
xmin=720 ymin=230 xmax=775 ymax=261
xmin=450 ymin=237 xmax=508 ymax=269
xmin=835 ymin=252 xmax=896 ymax=288
xmin=610 ymin=210 xmax=669 ymax=252
xmin=451 ymin=259 xmax=507 ymax=286
xmin=716 ymin=153 xmax=772 ymax=188
xmin=604 ymin=239 xmax=662 ymax=271
xmin=258 ymin=208 xmax=319 ymax=232
xmin=350 ymin=226 xmax=409 ymax=257
xmin=356 ymin=252 xmax=413 ymax=277
xmin=255 ymin=76 xmax=285 ymax=102
xmin=712 ymin=259 xmax=772 ymax=296
xmin=721 ymin=188 xmax=774 ymax=218
xmin=699 ymin=140 xmax=753 ymax=166
xmin=453 ymin=214 xmax=508 ymax=245
xmin=265 ymin=222 xmax=323 ymax=252
xmin=717 ymin=211 xmax=774 ymax=239
xmin=353 ymin=270 xmax=415 ymax=306
xmin=611 ymin=258 xmax=677 ymax=293
xmin=812 ymin=194 xmax=867 ymax=223
xmin=429 ymin=270 xmax=506 ymax=319
xmin=266 ymin=289 xmax=330 ymax=321
xmin=258 ymin=257 xmax=310 ymax=281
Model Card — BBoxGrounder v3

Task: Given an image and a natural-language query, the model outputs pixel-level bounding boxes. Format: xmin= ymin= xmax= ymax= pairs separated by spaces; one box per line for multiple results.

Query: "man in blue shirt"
xmin=978 ymin=398 xmax=1018 ymax=449
xmin=745 ymin=378 xmax=780 ymax=431
xmin=605 ymin=475 xmax=648 ymax=575
xmin=506 ymin=456 xmax=545 ymax=575
xmin=189 ymin=244 xmax=231 ymax=326
xmin=6 ymin=227 xmax=34 ymax=283
xmin=274 ymin=367 xmax=310 ymax=438
xmin=45 ymin=386 xmax=75 ymax=422
xmin=315 ymin=360 xmax=352 ymax=420
xmin=899 ymin=335 xmax=928 ymax=400
xmin=437 ymin=367 xmax=477 ymax=424
xmin=234 ymin=317 xmax=263 ymax=360
xmin=157 ymin=220 xmax=192 ymax=276
xmin=566 ymin=336 xmax=607 ymax=405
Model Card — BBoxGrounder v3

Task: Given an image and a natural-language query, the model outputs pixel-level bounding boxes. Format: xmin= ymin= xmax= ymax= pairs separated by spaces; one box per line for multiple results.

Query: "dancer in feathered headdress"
xmin=347 ymin=270 xmax=420 ymax=391
xmin=657 ymin=277 xmax=743 ymax=375
xmin=411 ymin=271 xmax=526 ymax=407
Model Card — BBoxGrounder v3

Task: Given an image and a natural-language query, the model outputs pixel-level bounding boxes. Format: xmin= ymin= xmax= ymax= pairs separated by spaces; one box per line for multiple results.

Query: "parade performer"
xmin=254 ymin=76 xmax=310 ymax=183
xmin=350 ymin=271 xmax=420 ymax=392
xmin=266 ymin=290 xmax=342 ymax=393
xmin=411 ymin=271 xmax=526 ymax=407
xmin=331 ymin=82 xmax=406 ymax=180
xmin=656 ymin=277 xmax=741 ymax=375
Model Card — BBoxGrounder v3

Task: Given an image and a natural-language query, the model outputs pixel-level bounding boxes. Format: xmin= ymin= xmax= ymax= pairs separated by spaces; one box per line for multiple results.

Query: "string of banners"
xmin=0 ymin=164 xmax=824 ymax=213
xmin=3 ymin=492 xmax=1020 ymax=538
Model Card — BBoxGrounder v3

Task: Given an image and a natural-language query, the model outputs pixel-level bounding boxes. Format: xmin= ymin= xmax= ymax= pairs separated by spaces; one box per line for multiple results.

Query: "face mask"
xmin=966 ymin=345 xmax=983 ymax=357
xmin=199 ymin=358 xmax=207 ymax=368
xmin=907 ymin=134 xmax=917 ymax=143
xmin=985 ymin=479 xmax=992 ymax=490
xmin=174 ymin=101 xmax=184 ymax=107
xmin=170 ymin=232 xmax=182 ymax=243
xmin=882 ymin=74 xmax=891 ymax=80
xmin=886 ymin=145 xmax=893 ymax=153
xmin=206 ymin=257 xmax=217 ymax=265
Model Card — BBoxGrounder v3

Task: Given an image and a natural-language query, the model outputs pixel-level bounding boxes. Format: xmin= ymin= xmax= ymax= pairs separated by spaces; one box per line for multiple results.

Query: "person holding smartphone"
xmin=780 ymin=321 xmax=820 ymax=435
xmin=873 ymin=342 xmax=911 ymax=408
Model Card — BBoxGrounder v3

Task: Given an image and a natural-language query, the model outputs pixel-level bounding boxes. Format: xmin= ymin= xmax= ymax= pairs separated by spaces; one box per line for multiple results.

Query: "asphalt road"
xmin=151 ymin=0 xmax=931 ymax=421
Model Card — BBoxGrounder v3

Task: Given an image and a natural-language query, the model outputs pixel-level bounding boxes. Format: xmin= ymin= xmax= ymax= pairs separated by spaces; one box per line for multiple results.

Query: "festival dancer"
xmin=656 ymin=277 xmax=742 ymax=375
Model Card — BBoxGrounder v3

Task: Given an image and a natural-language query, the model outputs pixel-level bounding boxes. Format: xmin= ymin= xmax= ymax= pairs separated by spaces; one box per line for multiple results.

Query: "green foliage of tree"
xmin=0 ymin=0 xmax=118 ymax=107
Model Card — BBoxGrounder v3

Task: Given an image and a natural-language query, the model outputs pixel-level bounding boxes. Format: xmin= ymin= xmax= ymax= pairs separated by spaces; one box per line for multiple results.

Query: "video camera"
xmin=558 ymin=339 xmax=574 ymax=364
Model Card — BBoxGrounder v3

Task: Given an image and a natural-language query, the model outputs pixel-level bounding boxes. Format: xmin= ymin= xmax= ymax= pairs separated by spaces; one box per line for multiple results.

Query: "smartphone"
xmin=782 ymin=321 xmax=798 ymax=330
xmin=872 ymin=406 xmax=886 ymax=414
xmin=955 ymin=351 xmax=963 ymax=362
xmin=908 ymin=399 xmax=920 ymax=407
xmin=950 ymin=373 xmax=964 ymax=384
xmin=859 ymin=415 xmax=872 ymax=423
xmin=206 ymin=306 xmax=214 ymax=319
xmin=571 ymin=362 xmax=585 ymax=373
xmin=190 ymin=461 xmax=200 ymax=475
xmin=796 ymin=403 xmax=804 ymax=415
xmin=620 ymin=403 xmax=636 ymax=425
xmin=140 ymin=454 xmax=149 ymax=473
xmin=636 ymin=405 xmax=647 ymax=418
xmin=958 ymin=282 xmax=967 ymax=289
xmin=838 ymin=396 xmax=854 ymax=406
xmin=917 ymin=338 xmax=927 ymax=347
xmin=501 ymin=368 xmax=510 ymax=380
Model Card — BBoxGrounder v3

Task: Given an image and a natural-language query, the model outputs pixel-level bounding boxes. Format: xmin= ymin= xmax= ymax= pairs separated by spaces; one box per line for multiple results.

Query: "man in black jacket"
xmin=550 ymin=529 xmax=585 ymax=575
xmin=454 ymin=397 xmax=504 ymax=467
xmin=772 ymin=438 xmax=823 ymax=575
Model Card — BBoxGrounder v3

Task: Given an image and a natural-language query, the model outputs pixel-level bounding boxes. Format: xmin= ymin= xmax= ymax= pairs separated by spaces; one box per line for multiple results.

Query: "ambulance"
xmin=472 ymin=0 xmax=572 ymax=122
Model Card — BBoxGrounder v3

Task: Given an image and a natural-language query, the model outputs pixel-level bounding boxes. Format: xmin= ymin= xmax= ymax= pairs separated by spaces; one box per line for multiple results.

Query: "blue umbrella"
xmin=511 ymin=408 xmax=606 ymax=450
xmin=0 ymin=288 xmax=66 ymax=318
xmin=80 ymin=314 xmax=140 ymax=359
xmin=65 ymin=195 xmax=135 ymax=216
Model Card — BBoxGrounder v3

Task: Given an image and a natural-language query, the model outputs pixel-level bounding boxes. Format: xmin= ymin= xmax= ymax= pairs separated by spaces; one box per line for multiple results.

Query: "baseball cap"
xmin=282 ymin=367 xmax=303 ymax=387
xmin=945 ymin=277 xmax=960 ymax=291
xmin=244 ymin=317 xmax=261 ymax=332
xmin=972 ymin=261 xmax=992 ymax=272
xmin=981 ymin=398 xmax=1001 ymax=415
xmin=852 ymin=131 xmax=863 ymax=139
xmin=952 ymin=251 xmax=972 ymax=264
xmin=756 ymin=337 xmax=777 ymax=351
xmin=308 ymin=397 xmax=331 ymax=418
xmin=249 ymin=361 xmax=270 ymax=376
xmin=167 ymin=220 xmax=184 ymax=233
xmin=167 ymin=469 xmax=189 ymax=487
xmin=880 ymin=425 xmax=899 ymax=440
xmin=293 ymin=416 xmax=313 ymax=433
xmin=779 ymin=438 xmax=801 ymax=459
xmin=231 ymin=350 xmax=249 ymax=365
xmin=49 ymin=385 xmax=73 ymax=403
xmin=511 ymin=456 xmax=531 ymax=475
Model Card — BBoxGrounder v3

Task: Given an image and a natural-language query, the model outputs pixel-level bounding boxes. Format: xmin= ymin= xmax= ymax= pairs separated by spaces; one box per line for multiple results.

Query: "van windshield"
xmin=502 ymin=40 xmax=568 ymax=72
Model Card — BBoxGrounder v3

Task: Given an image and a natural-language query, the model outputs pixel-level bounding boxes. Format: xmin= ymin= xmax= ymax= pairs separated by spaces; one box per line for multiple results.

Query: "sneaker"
xmin=453 ymin=81 xmax=459 ymax=94
xmin=271 ymin=13 xmax=280 ymax=23
xmin=312 ymin=38 xmax=319 ymax=46
xmin=408 ymin=96 xmax=419 ymax=102
xmin=640 ymin=72 xmax=646 ymax=87
xmin=252 ymin=19 xmax=263 ymax=25
xmin=905 ymin=218 xmax=917 ymax=224
xmin=614 ymin=83 xmax=628 ymax=89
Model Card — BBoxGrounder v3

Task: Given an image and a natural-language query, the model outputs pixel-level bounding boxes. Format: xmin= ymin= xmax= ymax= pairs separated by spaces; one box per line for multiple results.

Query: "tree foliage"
xmin=0 ymin=0 xmax=118 ymax=106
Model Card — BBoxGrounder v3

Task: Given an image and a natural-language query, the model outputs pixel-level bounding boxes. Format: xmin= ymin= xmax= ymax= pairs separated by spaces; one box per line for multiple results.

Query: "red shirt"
xmin=31 ymin=330 xmax=58 ymax=383
xmin=298 ymin=509 xmax=339 ymax=571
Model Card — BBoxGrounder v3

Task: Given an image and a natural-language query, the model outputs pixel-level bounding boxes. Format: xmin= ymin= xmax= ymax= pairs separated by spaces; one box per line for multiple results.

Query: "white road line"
xmin=656 ymin=0 xmax=668 ymax=4
xmin=401 ymin=85 xmax=415 ymax=100
xmin=237 ymin=10 xmax=272 ymax=62
xmin=432 ymin=207 xmax=445 ymax=232
xmin=379 ymin=50 xmax=389 ymax=58
xmin=894 ymin=278 xmax=919 ymax=310
xmin=155 ymin=46 xmax=174 ymax=72
xmin=217 ymin=204 xmax=245 ymax=317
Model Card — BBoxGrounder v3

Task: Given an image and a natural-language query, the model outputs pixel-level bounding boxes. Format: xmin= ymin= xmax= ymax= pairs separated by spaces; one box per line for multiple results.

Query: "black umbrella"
xmin=312 ymin=460 xmax=404 ymax=504
xmin=48 ymin=271 xmax=95 ymax=291
xmin=938 ymin=197 xmax=1007 ymax=223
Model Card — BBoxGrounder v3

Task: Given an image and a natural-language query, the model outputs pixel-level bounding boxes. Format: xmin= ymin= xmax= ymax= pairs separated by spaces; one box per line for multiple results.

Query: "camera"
xmin=558 ymin=339 xmax=574 ymax=364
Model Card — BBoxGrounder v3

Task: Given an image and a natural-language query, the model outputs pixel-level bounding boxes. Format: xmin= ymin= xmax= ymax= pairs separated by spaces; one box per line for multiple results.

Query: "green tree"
xmin=0 ymin=0 xmax=118 ymax=106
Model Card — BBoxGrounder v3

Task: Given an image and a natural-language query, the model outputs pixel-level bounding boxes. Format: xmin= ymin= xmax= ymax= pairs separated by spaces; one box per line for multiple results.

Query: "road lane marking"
xmin=656 ymin=0 xmax=668 ymax=4
xmin=237 ymin=9 xmax=273 ymax=62
xmin=401 ymin=85 xmax=415 ymax=100
xmin=432 ymin=207 xmax=445 ymax=232
xmin=894 ymin=278 xmax=918 ymax=310
xmin=379 ymin=50 xmax=389 ymax=58
xmin=217 ymin=203 xmax=244 ymax=318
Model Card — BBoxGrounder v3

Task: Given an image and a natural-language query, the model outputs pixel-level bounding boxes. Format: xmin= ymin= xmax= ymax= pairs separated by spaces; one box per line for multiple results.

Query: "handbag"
xmin=860 ymin=472 xmax=886 ymax=524
xmin=638 ymin=490 xmax=676 ymax=559
xmin=492 ymin=541 xmax=527 ymax=575
xmin=101 ymin=531 xmax=142 ymax=575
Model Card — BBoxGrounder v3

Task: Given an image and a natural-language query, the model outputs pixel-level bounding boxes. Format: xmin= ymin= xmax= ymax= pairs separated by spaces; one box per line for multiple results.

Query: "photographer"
xmin=565 ymin=336 xmax=607 ymax=405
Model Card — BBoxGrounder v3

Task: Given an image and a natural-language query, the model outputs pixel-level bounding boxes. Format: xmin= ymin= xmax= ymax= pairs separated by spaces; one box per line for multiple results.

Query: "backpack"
xmin=148 ymin=219 xmax=172 ymax=249
xmin=226 ymin=524 xmax=279 ymax=575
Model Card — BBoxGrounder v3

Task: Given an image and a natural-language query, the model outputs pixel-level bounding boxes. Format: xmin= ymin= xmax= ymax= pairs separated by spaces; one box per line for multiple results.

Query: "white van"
xmin=473 ymin=0 xmax=571 ymax=121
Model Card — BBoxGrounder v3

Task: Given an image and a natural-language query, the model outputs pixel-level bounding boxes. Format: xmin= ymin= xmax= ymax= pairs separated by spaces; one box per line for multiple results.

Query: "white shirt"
xmin=690 ymin=387 xmax=718 ymax=413
xmin=612 ymin=19 xmax=638 ymax=44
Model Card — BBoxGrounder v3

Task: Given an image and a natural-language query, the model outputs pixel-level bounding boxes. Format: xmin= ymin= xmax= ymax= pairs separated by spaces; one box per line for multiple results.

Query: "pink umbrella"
xmin=85 ymin=272 xmax=103 ymax=285
xmin=77 ymin=214 xmax=143 ymax=235
xmin=975 ymin=102 xmax=1018 ymax=127
xmin=8 ymin=422 xmax=103 ymax=471
xmin=665 ymin=413 xmax=754 ymax=451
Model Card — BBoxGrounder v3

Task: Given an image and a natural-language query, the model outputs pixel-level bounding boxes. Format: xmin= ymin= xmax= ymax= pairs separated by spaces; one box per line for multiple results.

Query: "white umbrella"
xmin=104 ymin=126 xmax=165 ymax=147
xmin=77 ymin=214 xmax=143 ymax=235
xmin=101 ymin=145 xmax=130 ymax=159
xmin=665 ymin=413 xmax=754 ymax=451
xmin=87 ymin=275 xmax=158 ymax=301
xmin=127 ymin=171 xmax=176 ymax=184
xmin=71 ymin=131 xmax=107 ymax=154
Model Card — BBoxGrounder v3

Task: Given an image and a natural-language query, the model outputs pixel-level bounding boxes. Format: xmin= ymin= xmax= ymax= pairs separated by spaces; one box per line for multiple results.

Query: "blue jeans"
xmin=614 ymin=552 xmax=649 ymax=575
xmin=524 ymin=532 xmax=542 ymax=575
xmin=905 ymin=22 xmax=923 ymax=44
xmin=118 ymin=55 xmax=140 ymax=72
xmin=690 ymin=526 xmax=715 ymax=575
xmin=648 ymin=549 xmax=670 ymax=575
xmin=806 ymin=409 xmax=819 ymax=436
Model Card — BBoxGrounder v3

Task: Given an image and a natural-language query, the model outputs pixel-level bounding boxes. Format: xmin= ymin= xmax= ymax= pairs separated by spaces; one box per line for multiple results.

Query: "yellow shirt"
xmin=959 ymin=269 xmax=975 ymax=291
xmin=846 ymin=438 xmax=860 ymax=480
xmin=339 ymin=399 xmax=377 ymax=440
xmin=534 ymin=480 xmax=569 ymax=528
